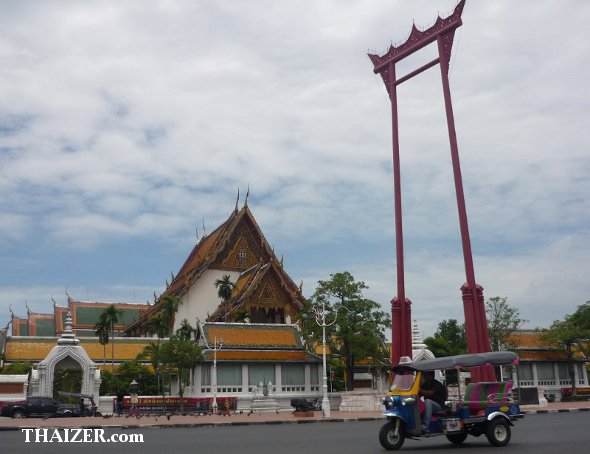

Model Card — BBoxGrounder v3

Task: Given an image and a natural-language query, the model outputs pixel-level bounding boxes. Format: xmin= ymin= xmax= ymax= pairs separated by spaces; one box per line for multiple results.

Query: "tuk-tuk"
xmin=57 ymin=391 xmax=102 ymax=417
xmin=379 ymin=351 xmax=523 ymax=450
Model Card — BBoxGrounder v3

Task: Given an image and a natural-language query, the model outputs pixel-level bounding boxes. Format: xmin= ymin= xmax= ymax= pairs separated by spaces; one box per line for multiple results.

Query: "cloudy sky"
xmin=1 ymin=0 xmax=589 ymax=338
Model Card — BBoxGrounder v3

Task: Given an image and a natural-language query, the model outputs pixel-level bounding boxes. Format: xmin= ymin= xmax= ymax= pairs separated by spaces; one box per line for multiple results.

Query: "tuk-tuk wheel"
xmin=379 ymin=420 xmax=405 ymax=451
xmin=446 ymin=432 xmax=468 ymax=445
xmin=486 ymin=418 xmax=511 ymax=447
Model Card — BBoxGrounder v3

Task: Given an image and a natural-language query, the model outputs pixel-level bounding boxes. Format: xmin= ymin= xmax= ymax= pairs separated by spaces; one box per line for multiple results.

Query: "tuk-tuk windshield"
xmin=389 ymin=372 xmax=416 ymax=392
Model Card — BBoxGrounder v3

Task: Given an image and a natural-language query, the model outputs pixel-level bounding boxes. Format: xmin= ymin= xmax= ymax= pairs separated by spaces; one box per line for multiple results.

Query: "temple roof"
xmin=507 ymin=330 xmax=587 ymax=362
xmin=126 ymin=204 xmax=305 ymax=334
xmin=3 ymin=336 xmax=152 ymax=364
xmin=207 ymin=260 xmax=305 ymax=322
xmin=198 ymin=322 xmax=320 ymax=363
xmin=167 ymin=205 xmax=279 ymax=297
xmin=10 ymin=300 xmax=150 ymax=337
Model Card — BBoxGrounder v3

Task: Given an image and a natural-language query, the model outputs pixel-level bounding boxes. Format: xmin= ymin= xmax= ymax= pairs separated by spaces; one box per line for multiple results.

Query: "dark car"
xmin=1 ymin=396 xmax=59 ymax=418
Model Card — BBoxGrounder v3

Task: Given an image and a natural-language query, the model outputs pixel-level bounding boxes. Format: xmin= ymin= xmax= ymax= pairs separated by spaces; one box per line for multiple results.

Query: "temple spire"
xmin=57 ymin=311 xmax=79 ymax=345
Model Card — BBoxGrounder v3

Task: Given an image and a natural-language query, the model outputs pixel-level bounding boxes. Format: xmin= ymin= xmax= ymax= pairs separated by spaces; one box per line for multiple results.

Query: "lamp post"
xmin=129 ymin=379 xmax=139 ymax=417
xmin=211 ymin=336 xmax=223 ymax=413
xmin=309 ymin=300 xmax=346 ymax=418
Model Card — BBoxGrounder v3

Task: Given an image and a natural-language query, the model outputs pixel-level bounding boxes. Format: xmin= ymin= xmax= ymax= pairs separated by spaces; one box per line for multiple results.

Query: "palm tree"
xmin=159 ymin=295 xmax=183 ymax=332
xmin=138 ymin=341 xmax=162 ymax=394
xmin=94 ymin=314 xmax=110 ymax=365
xmin=214 ymin=275 xmax=235 ymax=322
xmin=147 ymin=314 xmax=169 ymax=396
xmin=100 ymin=304 xmax=124 ymax=372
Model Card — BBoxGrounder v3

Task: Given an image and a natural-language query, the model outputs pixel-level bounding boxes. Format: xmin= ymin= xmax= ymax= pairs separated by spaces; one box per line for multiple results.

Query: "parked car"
xmin=1 ymin=396 xmax=59 ymax=418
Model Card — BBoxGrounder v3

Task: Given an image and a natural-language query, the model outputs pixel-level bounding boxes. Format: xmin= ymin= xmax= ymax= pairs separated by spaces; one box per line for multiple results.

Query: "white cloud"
xmin=1 ymin=1 xmax=589 ymax=336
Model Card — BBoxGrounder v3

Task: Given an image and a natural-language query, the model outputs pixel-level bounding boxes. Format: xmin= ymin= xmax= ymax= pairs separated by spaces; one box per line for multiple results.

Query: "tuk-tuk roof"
xmin=393 ymin=351 xmax=518 ymax=373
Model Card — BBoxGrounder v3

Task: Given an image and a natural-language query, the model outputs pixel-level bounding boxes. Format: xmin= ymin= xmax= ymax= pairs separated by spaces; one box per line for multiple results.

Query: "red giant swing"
xmin=369 ymin=0 xmax=495 ymax=382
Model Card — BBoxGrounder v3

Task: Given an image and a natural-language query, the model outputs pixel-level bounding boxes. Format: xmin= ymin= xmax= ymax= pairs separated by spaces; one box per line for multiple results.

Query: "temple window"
xmin=238 ymin=251 xmax=247 ymax=264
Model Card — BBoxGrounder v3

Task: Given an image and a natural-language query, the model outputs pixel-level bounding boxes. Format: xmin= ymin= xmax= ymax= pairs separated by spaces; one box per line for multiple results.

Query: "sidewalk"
xmin=1 ymin=401 xmax=589 ymax=431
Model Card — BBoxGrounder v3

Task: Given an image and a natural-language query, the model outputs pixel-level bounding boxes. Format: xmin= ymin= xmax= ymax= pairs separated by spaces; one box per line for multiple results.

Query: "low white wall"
xmin=339 ymin=390 xmax=383 ymax=412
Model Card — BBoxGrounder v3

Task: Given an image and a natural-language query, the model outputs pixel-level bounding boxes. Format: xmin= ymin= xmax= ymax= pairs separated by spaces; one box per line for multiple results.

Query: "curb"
xmin=524 ymin=407 xmax=589 ymax=415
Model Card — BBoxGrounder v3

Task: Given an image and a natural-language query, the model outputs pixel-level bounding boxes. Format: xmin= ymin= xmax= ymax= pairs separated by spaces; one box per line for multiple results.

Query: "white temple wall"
xmin=173 ymin=269 xmax=241 ymax=331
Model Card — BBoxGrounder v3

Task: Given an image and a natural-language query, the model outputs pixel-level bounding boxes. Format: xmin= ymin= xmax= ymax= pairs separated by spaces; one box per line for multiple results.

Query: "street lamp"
xmin=308 ymin=300 xmax=347 ymax=418
xmin=129 ymin=379 xmax=139 ymax=417
xmin=211 ymin=336 xmax=223 ymax=413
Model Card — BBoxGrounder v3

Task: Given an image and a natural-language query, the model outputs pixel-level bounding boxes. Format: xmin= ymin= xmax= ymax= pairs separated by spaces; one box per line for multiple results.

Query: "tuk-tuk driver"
xmin=419 ymin=370 xmax=447 ymax=433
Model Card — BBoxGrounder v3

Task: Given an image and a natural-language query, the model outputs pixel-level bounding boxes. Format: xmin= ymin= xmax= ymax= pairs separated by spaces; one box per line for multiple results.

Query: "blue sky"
xmin=1 ymin=0 xmax=589 ymax=338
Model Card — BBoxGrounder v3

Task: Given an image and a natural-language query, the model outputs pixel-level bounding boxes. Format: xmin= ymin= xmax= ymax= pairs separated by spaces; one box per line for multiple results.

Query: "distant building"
xmin=3 ymin=299 xmax=151 ymax=370
xmin=10 ymin=299 xmax=150 ymax=338
xmin=507 ymin=330 xmax=589 ymax=400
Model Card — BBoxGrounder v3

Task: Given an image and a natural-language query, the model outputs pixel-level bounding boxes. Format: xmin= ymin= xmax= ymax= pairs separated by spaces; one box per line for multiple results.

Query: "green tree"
xmin=423 ymin=335 xmax=456 ymax=358
xmin=100 ymin=360 xmax=158 ymax=396
xmin=424 ymin=319 xmax=466 ymax=357
xmin=175 ymin=319 xmax=196 ymax=340
xmin=158 ymin=295 xmax=183 ymax=333
xmin=215 ymin=275 xmax=236 ymax=322
xmin=99 ymin=304 xmax=124 ymax=373
xmin=1 ymin=361 xmax=32 ymax=375
xmin=160 ymin=335 xmax=203 ymax=412
xmin=541 ymin=318 xmax=589 ymax=397
xmin=568 ymin=301 xmax=590 ymax=331
xmin=307 ymin=272 xmax=390 ymax=391
xmin=423 ymin=319 xmax=466 ymax=384
xmin=486 ymin=296 xmax=527 ymax=350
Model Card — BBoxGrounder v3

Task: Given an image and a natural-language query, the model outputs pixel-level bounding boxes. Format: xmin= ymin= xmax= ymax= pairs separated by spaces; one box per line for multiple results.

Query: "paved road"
xmin=1 ymin=412 xmax=588 ymax=454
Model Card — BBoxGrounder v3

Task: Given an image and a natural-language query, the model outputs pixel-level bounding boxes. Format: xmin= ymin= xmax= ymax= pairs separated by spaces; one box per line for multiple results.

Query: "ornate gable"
xmin=219 ymin=234 xmax=258 ymax=270
xmin=208 ymin=260 xmax=304 ymax=324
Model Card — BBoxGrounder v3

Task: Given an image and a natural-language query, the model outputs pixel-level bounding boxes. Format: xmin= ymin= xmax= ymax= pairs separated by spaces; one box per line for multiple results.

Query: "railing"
xmin=281 ymin=385 xmax=305 ymax=392
xmin=217 ymin=387 xmax=242 ymax=393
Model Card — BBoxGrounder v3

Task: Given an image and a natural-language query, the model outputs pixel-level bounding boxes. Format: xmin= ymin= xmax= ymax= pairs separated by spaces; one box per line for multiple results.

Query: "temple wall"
xmin=173 ymin=269 xmax=241 ymax=329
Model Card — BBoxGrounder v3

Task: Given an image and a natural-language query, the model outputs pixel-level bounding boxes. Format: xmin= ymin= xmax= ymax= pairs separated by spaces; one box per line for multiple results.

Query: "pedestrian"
xmin=116 ymin=390 xmax=124 ymax=416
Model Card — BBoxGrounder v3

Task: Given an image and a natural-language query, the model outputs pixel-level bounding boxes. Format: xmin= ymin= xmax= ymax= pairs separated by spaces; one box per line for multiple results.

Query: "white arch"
xmin=35 ymin=344 xmax=100 ymax=397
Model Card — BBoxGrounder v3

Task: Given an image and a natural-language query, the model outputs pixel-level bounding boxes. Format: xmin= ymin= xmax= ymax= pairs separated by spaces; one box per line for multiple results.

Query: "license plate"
xmin=444 ymin=418 xmax=461 ymax=432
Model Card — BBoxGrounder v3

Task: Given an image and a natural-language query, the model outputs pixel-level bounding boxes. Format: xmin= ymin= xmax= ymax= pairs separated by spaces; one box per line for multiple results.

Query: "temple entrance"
xmin=29 ymin=312 xmax=101 ymax=399
xmin=250 ymin=307 xmax=285 ymax=324
xmin=52 ymin=357 xmax=82 ymax=401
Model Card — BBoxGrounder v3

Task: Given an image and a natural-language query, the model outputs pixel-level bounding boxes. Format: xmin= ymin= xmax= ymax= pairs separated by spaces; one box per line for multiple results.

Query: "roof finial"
xmin=299 ymin=280 xmax=303 ymax=293
xmin=195 ymin=226 xmax=200 ymax=241
xmin=244 ymin=184 xmax=250 ymax=207
xmin=202 ymin=218 xmax=207 ymax=237
xmin=9 ymin=304 xmax=14 ymax=318
xmin=26 ymin=302 xmax=31 ymax=315
xmin=65 ymin=288 xmax=73 ymax=303
xmin=235 ymin=187 xmax=240 ymax=212
xmin=280 ymin=254 xmax=284 ymax=267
